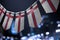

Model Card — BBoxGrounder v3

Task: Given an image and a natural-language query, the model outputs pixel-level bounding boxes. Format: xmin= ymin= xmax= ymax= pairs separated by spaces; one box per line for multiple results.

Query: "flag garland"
xmin=0 ymin=0 xmax=59 ymax=33
xmin=14 ymin=11 xmax=25 ymax=33
xmin=0 ymin=4 xmax=25 ymax=32
xmin=39 ymin=0 xmax=59 ymax=13
xmin=26 ymin=4 xmax=42 ymax=28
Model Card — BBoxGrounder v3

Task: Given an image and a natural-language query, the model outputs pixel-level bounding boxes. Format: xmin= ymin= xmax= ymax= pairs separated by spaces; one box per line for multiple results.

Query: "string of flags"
xmin=0 ymin=0 xmax=59 ymax=33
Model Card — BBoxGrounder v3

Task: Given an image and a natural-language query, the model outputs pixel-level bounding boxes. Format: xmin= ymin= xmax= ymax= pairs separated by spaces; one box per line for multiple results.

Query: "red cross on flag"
xmin=14 ymin=11 xmax=25 ymax=33
xmin=0 ymin=4 xmax=6 ymax=22
xmin=2 ymin=11 xmax=14 ymax=30
xmin=39 ymin=0 xmax=59 ymax=13
xmin=26 ymin=4 xmax=42 ymax=28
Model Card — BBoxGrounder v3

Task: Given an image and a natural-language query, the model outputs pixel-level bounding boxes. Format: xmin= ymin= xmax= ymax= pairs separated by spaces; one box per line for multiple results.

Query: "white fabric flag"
xmin=2 ymin=11 xmax=14 ymax=30
xmin=0 ymin=4 xmax=6 ymax=22
xmin=26 ymin=4 xmax=42 ymax=28
xmin=14 ymin=11 xmax=25 ymax=33
xmin=39 ymin=0 xmax=59 ymax=13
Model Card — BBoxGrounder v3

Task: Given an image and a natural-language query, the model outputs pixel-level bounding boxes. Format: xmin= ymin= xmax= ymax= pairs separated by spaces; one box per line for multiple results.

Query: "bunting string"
xmin=0 ymin=0 xmax=59 ymax=33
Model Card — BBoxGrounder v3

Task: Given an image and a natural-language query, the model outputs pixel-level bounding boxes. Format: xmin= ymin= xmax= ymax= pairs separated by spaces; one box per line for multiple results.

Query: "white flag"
xmin=2 ymin=11 xmax=14 ymax=30
xmin=14 ymin=11 xmax=25 ymax=33
xmin=0 ymin=4 xmax=6 ymax=22
xmin=26 ymin=4 xmax=42 ymax=28
xmin=39 ymin=0 xmax=59 ymax=13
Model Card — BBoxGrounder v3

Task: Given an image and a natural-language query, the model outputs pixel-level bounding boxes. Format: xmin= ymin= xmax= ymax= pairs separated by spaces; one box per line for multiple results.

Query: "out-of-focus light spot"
xmin=57 ymin=21 xmax=60 ymax=24
xmin=27 ymin=33 xmax=30 ymax=37
xmin=46 ymin=32 xmax=49 ymax=35
xmin=57 ymin=24 xmax=60 ymax=27
xmin=49 ymin=37 xmax=54 ymax=40
xmin=28 ymin=34 xmax=41 ymax=40
xmin=7 ymin=36 xmax=10 ymax=39
xmin=33 ymin=35 xmax=38 ymax=38
xmin=41 ymin=23 xmax=43 ymax=26
xmin=28 ymin=38 xmax=33 ymax=40
xmin=37 ymin=34 xmax=41 ymax=38
xmin=50 ymin=21 xmax=54 ymax=24
xmin=2 ymin=36 xmax=5 ymax=39
xmin=56 ymin=29 xmax=60 ymax=33
xmin=41 ymin=15 xmax=48 ymax=20
xmin=36 ymin=38 xmax=41 ymax=40
xmin=10 ymin=37 xmax=14 ymax=40
xmin=11 ymin=27 xmax=17 ymax=34
xmin=41 ymin=33 xmax=44 ymax=37
xmin=21 ymin=36 xmax=28 ymax=40
xmin=45 ymin=36 xmax=48 ymax=39
xmin=28 ymin=35 xmax=37 ymax=40
xmin=38 ymin=24 xmax=41 ymax=28
xmin=38 ymin=23 xmax=44 ymax=28
xmin=31 ymin=33 xmax=34 ymax=36
xmin=11 ymin=21 xmax=17 ymax=34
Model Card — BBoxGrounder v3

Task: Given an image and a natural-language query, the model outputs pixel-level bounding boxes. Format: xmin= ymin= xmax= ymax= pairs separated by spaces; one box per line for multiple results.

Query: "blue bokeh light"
xmin=11 ymin=20 xmax=17 ymax=34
